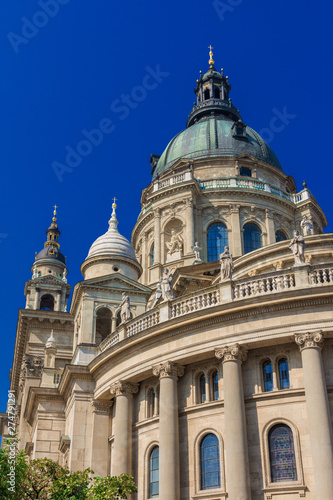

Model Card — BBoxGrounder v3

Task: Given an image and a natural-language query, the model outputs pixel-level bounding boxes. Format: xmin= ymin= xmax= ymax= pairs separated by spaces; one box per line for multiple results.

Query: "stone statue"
xmin=192 ymin=242 xmax=202 ymax=264
xmin=289 ymin=230 xmax=305 ymax=265
xmin=220 ymin=246 xmax=234 ymax=281
xmin=32 ymin=265 xmax=38 ymax=279
xmin=62 ymin=268 xmax=67 ymax=283
xmin=166 ymin=229 xmax=183 ymax=255
xmin=148 ymin=282 xmax=163 ymax=309
xmin=160 ymin=269 xmax=175 ymax=301
xmin=300 ymin=215 xmax=314 ymax=236
xmin=117 ymin=292 xmax=131 ymax=323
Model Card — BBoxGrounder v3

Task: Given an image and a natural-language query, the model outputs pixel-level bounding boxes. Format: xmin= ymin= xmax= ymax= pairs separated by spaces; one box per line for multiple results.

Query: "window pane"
xmin=243 ymin=223 xmax=262 ymax=254
xmin=201 ymin=434 xmax=220 ymax=490
xmin=263 ymin=361 xmax=273 ymax=392
xmin=200 ymin=374 xmax=206 ymax=403
xmin=207 ymin=223 xmax=229 ymax=262
xmin=212 ymin=371 xmax=219 ymax=401
xmin=276 ymin=230 xmax=287 ymax=242
xmin=278 ymin=359 xmax=290 ymax=390
xmin=149 ymin=446 xmax=159 ymax=498
xmin=269 ymin=425 xmax=297 ymax=482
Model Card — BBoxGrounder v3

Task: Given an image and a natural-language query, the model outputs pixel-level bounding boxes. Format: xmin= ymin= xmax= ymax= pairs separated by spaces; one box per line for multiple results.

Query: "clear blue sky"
xmin=1 ymin=0 xmax=332 ymax=410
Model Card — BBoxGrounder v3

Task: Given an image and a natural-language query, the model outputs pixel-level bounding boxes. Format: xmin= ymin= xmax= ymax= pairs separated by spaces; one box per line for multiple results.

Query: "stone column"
xmin=154 ymin=208 xmax=161 ymax=264
xmin=215 ymin=345 xmax=251 ymax=500
xmin=230 ymin=205 xmax=242 ymax=258
xmin=34 ymin=288 xmax=40 ymax=310
xmin=185 ymin=198 xmax=194 ymax=255
xmin=90 ymin=400 xmax=113 ymax=476
xmin=295 ymin=332 xmax=333 ymax=497
xmin=111 ymin=316 xmax=117 ymax=334
xmin=153 ymin=361 xmax=184 ymax=500
xmin=110 ymin=381 xmax=138 ymax=476
xmin=265 ymin=209 xmax=276 ymax=245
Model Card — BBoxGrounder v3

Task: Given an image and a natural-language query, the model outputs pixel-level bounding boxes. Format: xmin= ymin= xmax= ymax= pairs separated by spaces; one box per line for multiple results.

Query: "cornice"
xmin=58 ymin=364 xmax=94 ymax=401
xmin=24 ymin=387 xmax=63 ymax=425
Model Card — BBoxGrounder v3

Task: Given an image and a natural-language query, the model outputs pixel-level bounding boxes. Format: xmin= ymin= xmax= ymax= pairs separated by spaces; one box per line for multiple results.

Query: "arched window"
xmin=199 ymin=374 xmax=206 ymax=403
xmin=207 ymin=223 xmax=229 ymax=262
xmin=243 ymin=223 xmax=262 ymax=254
xmin=278 ymin=358 xmax=290 ymax=390
xmin=150 ymin=244 xmax=155 ymax=266
xmin=147 ymin=388 xmax=155 ymax=418
xmin=211 ymin=371 xmax=219 ymax=401
xmin=40 ymin=294 xmax=54 ymax=311
xmin=204 ymin=89 xmax=210 ymax=100
xmin=263 ymin=360 xmax=273 ymax=392
xmin=214 ymin=87 xmax=220 ymax=99
xmin=149 ymin=446 xmax=159 ymax=498
xmin=269 ymin=425 xmax=297 ymax=482
xmin=201 ymin=434 xmax=221 ymax=490
xmin=276 ymin=230 xmax=287 ymax=242
xmin=95 ymin=307 xmax=112 ymax=344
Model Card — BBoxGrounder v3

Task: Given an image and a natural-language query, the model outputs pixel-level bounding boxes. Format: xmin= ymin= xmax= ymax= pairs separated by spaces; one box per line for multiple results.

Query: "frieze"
xmin=295 ymin=331 xmax=324 ymax=351
xmin=215 ymin=344 xmax=248 ymax=363
xmin=110 ymin=381 xmax=139 ymax=397
xmin=152 ymin=360 xmax=185 ymax=379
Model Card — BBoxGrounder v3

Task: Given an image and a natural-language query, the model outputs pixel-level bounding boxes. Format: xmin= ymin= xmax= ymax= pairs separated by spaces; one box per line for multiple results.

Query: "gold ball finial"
xmin=52 ymin=205 xmax=58 ymax=225
xmin=112 ymin=196 xmax=117 ymax=209
xmin=208 ymin=45 xmax=214 ymax=67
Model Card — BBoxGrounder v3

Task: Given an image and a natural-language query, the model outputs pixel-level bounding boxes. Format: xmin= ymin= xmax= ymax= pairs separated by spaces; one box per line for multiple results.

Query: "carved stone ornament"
xmin=215 ymin=344 xmax=248 ymax=363
xmin=110 ymin=381 xmax=139 ymax=397
xmin=91 ymin=399 xmax=113 ymax=414
xmin=152 ymin=361 xmax=185 ymax=379
xmin=295 ymin=332 xmax=324 ymax=351
xmin=19 ymin=355 xmax=44 ymax=391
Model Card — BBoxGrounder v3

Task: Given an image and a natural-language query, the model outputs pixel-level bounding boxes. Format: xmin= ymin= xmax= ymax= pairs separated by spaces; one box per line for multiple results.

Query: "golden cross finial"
xmin=53 ymin=204 xmax=58 ymax=213
xmin=208 ymin=45 xmax=214 ymax=67
xmin=52 ymin=204 xmax=58 ymax=225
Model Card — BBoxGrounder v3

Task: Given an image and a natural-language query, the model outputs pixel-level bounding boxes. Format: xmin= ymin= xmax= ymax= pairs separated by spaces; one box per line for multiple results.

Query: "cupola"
xmin=81 ymin=200 xmax=142 ymax=281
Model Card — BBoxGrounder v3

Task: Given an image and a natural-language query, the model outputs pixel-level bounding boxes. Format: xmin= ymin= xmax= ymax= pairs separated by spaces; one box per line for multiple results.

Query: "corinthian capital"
xmin=153 ymin=361 xmax=185 ymax=380
xmin=215 ymin=344 xmax=248 ymax=363
xmin=295 ymin=332 xmax=324 ymax=351
xmin=91 ymin=399 xmax=113 ymax=414
xmin=110 ymin=381 xmax=139 ymax=397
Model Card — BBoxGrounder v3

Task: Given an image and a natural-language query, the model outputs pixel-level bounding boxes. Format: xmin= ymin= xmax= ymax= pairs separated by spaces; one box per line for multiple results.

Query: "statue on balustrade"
xmin=220 ymin=246 xmax=234 ymax=281
xmin=289 ymin=230 xmax=305 ymax=265
xmin=160 ymin=269 xmax=175 ymax=301
xmin=300 ymin=215 xmax=314 ymax=236
xmin=166 ymin=229 xmax=183 ymax=262
xmin=117 ymin=292 xmax=132 ymax=323
xmin=192 ymin=242 xmax=202 ymax=264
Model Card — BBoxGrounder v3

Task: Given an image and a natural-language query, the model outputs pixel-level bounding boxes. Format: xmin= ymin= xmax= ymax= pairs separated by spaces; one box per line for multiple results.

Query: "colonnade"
xmin=102 ymin=334 xmax=333 ymax=500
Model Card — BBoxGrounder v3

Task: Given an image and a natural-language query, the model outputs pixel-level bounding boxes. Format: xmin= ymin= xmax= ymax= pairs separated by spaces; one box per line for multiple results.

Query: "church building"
xmin=1 ymin=48 xmax=333 ymax=500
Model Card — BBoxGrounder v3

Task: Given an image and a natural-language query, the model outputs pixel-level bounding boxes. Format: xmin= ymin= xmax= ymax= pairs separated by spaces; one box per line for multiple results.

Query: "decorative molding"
xmin=91 ymin=399 xmax=113 ymax=414
xmin=110 ymin=381 xmax=139 ymax=397
xmin=59 ymin=435 xmax=70 ymax=453
xmin=152 ymin=360 xmax=185 ymax=379
xmin=215 ymin=344 xmax=247 ymax=363
xmin=295 ymin=331 xmax=323 ymax=351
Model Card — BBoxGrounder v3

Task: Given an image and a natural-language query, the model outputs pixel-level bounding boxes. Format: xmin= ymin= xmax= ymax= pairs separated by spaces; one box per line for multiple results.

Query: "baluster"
xmin=202 ymin=294 xmax=207 ymax=307
xmin=277 ymin=276 xmax=282 ymax=291
xmin=309 ymin=271 xmax=316 ymax=285
xmin=216 ymin=290 xmax=220 ymax=303
xmin=259 ymin=280 xmax=265 ymax=293
xmin=289 ymin=274 xmax=295 ymax=287
xmin=245 ymin=284 xmax=250 ymax=296
xmin=329 ymin=269 xmax=333 ymax=282
xmin=239 ymin=284 xmax=245 ymax=297
xmin=254 ymin=280 xmax=259 ymax=294
xmin=207 ymin=293 xmax=212 ymax=306
xmin=250 ymin=281 xmax=255 ymax=295
xmin=323 ymin=269 xmax=328 ymax=283
xmin=265 ymin=279 xmax=270 ymax=292
xmin=234 ymin=285 xmax=239 ymax=298
xmin=318 ymin=270 xmax=323 ymax=283
xmin=272 ymin=278 xmax=277 ymax=291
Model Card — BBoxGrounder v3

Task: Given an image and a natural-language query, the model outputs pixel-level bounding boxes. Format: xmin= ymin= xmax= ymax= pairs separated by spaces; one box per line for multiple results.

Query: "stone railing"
xmin=170 ymin=287 xmax=220 ymax=318
xmin=153 ymin=170 xmax=193 ymax=192
xmin=197 ymin=177 xmax=314 ymax=206
xmin=127 ymin=310 xmax=160 ymax=337
xmin=233 ymin=272 xmax=295 ymax=298
xmin=309 ymin=266 xmax=333 ymax=285
xmin=99 ymin=264 xmax=333 ymax=353
xmin=99 ymin=332 xmax=120 ymax=352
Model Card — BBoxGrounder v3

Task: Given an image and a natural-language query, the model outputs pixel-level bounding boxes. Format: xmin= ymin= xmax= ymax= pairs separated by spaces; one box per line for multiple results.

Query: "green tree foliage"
xmin=0 ymin=449 xmax=137 ymax=500
xmin=88 ymin=473 xmax=137 ymax=500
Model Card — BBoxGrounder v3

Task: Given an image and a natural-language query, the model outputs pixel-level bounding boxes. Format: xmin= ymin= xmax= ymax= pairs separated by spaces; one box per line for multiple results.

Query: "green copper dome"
xmin=153 ymin=116 xmax=282 ymax=179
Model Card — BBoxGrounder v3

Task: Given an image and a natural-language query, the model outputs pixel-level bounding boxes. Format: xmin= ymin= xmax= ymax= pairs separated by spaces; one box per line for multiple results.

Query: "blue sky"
xmin=1 ymin=0 xmax=333 ymax=410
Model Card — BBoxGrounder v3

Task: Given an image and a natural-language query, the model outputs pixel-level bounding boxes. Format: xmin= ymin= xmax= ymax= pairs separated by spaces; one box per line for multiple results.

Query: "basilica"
xmin=1 ymin=49 xmax=333 ymax=500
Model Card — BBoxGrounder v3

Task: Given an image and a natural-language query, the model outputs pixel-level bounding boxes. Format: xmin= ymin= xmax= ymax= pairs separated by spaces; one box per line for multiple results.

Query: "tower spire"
xmin=208 ymin=45 xmax=215 ymax=68
xmin=108 ymin=198 xmax=119 ymax=231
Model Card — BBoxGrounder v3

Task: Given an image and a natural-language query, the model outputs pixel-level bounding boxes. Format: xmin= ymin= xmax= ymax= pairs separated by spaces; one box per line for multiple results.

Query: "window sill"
xmin=263 ymin=483 xmax=306 ymax=499
xmin=192 ymin=490 xmax=227 ymax=500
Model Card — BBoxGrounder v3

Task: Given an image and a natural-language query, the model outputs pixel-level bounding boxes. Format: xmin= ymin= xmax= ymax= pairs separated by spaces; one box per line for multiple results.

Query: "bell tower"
xmin=24 ymin=206 xmax=71 ymax=312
